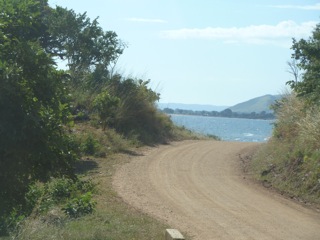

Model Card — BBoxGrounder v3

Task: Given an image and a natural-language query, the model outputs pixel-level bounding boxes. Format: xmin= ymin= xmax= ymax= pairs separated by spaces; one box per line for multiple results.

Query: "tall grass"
xmin=251 ymin=93 xmax=320 ymax=204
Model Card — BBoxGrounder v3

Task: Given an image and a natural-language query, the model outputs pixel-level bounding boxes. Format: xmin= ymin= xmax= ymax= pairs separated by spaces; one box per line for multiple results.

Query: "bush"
xmin=103 ymin=76 xmax=177 ymax=144
xmin=0 ymin=1 xmax=79 ymax=221
xmin=25 ymin=183 xmax=44 ymax=213
xmin=0 ymin=177 xmax=96 ymax=235
xmin=93 ymin=91 xmax=119 ymax=130
xmin=0 ymin=207 xmax=25 ymax=236
xmin=82 ymin=135 xmax=101 ymax=156
xmin=62 ymin=192 xmax=96 ymax=218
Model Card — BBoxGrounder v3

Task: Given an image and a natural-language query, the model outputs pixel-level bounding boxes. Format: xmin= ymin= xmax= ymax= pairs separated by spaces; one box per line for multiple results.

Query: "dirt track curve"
xmin=113 ymin=141 xmax=320 ymax=240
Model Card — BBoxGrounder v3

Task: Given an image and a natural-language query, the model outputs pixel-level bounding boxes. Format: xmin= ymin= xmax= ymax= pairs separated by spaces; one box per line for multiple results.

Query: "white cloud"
xmin=126 ymin=18 xmax=167 ymax=23
xmin=271 ymin=3 xmax=320 ymax=10
xmin=161 ymin=21 xmax=317 ymax=46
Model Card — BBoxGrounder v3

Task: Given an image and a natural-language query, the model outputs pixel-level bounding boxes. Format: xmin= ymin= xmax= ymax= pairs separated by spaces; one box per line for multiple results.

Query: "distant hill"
xmin=157 ymin=103 xmax=229 ymax=112
xmin=228 ymin=94 xmax=282 ymax=113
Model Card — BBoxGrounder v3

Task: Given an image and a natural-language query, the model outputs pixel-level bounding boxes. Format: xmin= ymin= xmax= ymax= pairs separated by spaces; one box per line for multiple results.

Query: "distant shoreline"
xmin=167 ymin=113 xmax=274 ymax=121
xmin=161 ymin=107 xmax=275 ymax=120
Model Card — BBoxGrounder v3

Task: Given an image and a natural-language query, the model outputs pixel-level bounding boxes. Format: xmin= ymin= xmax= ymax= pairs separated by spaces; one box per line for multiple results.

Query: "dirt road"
xmin=113 ymin=141 xmax=320 ymax=239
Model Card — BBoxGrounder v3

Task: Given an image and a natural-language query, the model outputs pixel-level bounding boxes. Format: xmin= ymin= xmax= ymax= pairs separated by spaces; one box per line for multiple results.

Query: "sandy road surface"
xmin=113 ymin=141 xmax=320 ymax=239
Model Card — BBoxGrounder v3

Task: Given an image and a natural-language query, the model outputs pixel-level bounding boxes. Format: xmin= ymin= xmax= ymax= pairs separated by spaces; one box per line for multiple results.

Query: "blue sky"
xmin=48 ymin=0 xmax=319 ymax=106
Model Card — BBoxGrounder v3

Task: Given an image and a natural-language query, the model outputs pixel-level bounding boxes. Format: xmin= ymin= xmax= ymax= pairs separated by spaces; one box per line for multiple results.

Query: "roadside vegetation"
xmin=250 ymin=24 xmax=320 ymax=206
xmin=0 ymin=0 xmax=199 ymax=238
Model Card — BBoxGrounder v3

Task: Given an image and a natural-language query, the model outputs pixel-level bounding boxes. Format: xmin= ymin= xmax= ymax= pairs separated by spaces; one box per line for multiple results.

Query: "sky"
xmin=48 ymin=0 xmax=320 ymax=106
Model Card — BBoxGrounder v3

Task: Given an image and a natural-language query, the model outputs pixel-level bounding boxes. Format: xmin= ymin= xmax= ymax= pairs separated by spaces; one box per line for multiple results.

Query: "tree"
xmin=288 ymin=23 xmax=320 ymax=105
xmin=43 ymin=6 xmax=126 ymax=119
xmin=0 ymin=0 xmax=77 ymax=217
xmin=287 ymin=59 xmax=300 ymax=84
xmin=46 ymin=6 xmax=126 ymax=88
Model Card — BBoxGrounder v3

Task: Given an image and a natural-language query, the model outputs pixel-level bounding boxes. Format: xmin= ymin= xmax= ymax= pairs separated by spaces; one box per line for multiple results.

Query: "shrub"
xmin=25 ymin=183 xmax=44 ymax=213
xmin=62 ymin=192 xmax=96 ymax=218
xmin=0 ymin=207 xmax=26 ymax=236
xmin=104 ymin=76 xmax=178 ymax=144
xmin=46 ymin=178 xmax=74 ymax=201
xmin=82 ymin=135 xmax=100 ymax=156
xmin=93 ymin=91 xmax=120 ymax=130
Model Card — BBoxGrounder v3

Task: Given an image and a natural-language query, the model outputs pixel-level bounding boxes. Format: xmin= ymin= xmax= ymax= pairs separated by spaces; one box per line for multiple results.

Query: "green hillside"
xmin=228 ymin=94 xmax=282 ymax=113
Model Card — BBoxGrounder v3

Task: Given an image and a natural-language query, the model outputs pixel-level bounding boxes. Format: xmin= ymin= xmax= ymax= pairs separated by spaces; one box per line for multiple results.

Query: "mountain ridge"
xmin=158 ymin=94 xmax=282 ymax=113
xmin=228 ymin=94 xmax=282 ymax=113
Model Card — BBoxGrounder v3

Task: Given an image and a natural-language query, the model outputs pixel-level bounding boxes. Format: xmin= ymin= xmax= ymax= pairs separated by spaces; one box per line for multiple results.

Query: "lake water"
xmin=170 ymin=114 xmax=274 ymax=142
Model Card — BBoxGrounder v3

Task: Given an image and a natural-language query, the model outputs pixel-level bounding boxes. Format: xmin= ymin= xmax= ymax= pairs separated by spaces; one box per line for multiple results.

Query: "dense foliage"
xmin=0 ymin=0 xmax=77 ymax=223
xmin=46 ymin=5 xmax=125 ymax=87
xmin=105 ymin=77 xmax=174 ymax=143
xmin=0 ymin=0 xmax=180 ymax=235
xmin=251 ymin=24 xmax=320 ymax=204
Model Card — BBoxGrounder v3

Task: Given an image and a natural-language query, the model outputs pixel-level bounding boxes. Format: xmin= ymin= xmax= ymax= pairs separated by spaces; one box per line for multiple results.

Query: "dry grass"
xmin=250 ymin=94 xmax=320 ymax=206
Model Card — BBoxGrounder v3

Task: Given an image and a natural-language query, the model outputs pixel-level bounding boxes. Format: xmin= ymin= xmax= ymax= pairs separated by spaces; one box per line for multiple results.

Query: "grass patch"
xmin=11 ymin=153 xmax=170 ymax=240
